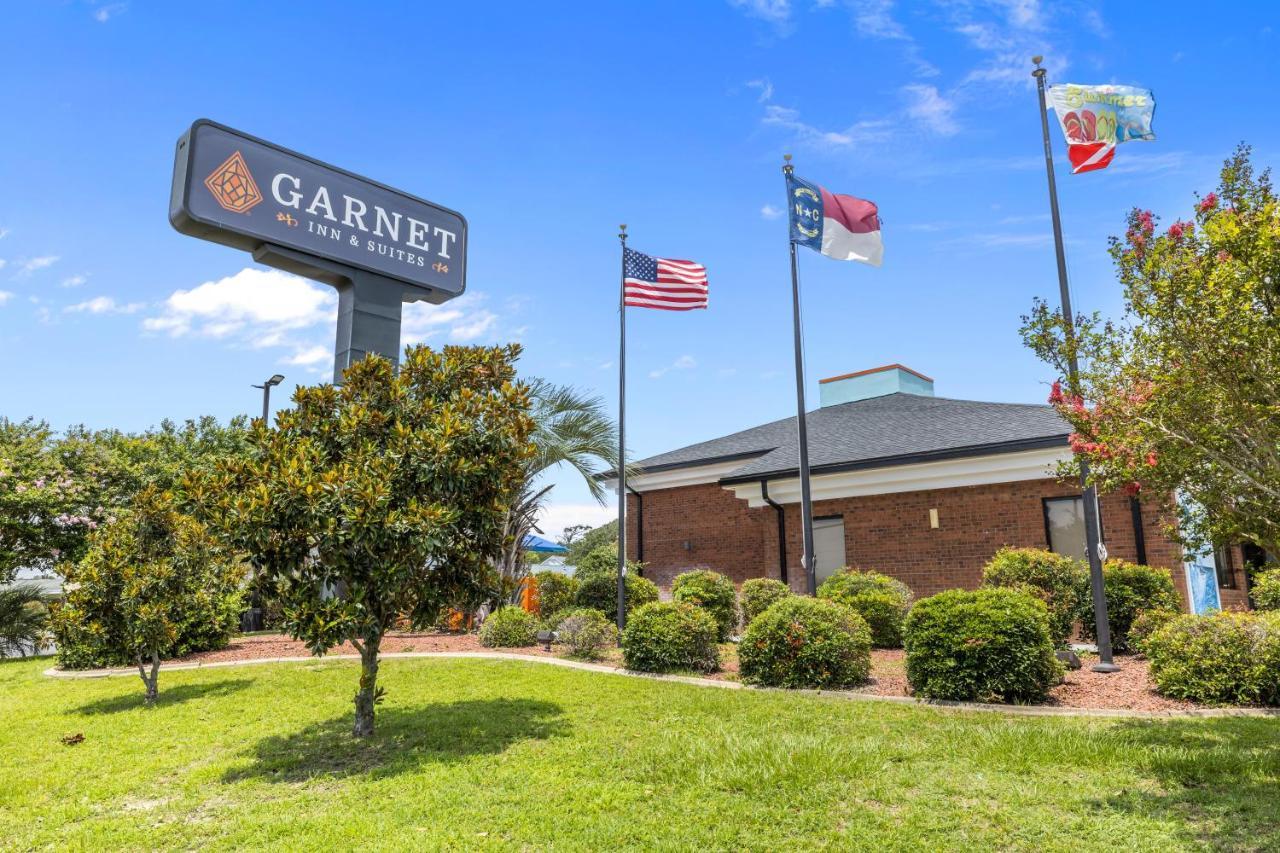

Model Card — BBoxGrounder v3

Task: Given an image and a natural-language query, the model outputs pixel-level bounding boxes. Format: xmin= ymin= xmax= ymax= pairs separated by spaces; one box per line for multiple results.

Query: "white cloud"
xmin=746 ymin=78 xmax=774 ymax=103
xmin=598 ymin=360 xmax=614 ymax=371
xmin=763 ymin=104 xmax=892 ymax=151
xmin=0 ymin=260 xmax=6 ymax=271
xmin=65 ymin=296 xmax=144 ymax=315
xmin=649 ymin=354 xmax=697 ymax=379
xmin=730 ymin=0 xmax=792 ymax=28
xmin=760 ymin=204 xmax=783 ymax=220
xmin=902 ymin=84 xmax=959 ymax=136
xmin=15 ymin=255 xmax=58 ymax=277
xmin=0 ymin=228 xmax=9 ymax=239
xmin=851 ymin=0 xmax=908 ymax=40
xmin=401 ymin=293 xmax=500 ymax=344
xmin=283 ymin=345 xmax=331 ymax=366
xmin=61 ymin=275 xmax=87 ymax=288
xmin=0 ymin=290 xmax=12 ymax=306
xmin=93 ymin=3 xmax=127 ymax=22
xmin=144 ymin=267 xmax=336 ymax=339
xmin=534 ymin=501 xmax=615 ymax=543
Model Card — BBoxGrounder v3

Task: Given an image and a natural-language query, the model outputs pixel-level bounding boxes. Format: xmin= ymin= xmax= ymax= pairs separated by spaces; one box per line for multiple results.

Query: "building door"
xmin=813 ymin=516 xmax=846 ymax=586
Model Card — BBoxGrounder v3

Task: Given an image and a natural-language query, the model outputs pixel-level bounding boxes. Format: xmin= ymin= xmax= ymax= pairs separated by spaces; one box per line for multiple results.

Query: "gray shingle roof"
xmin=632 ymin=393 xmax=1071 ymax=483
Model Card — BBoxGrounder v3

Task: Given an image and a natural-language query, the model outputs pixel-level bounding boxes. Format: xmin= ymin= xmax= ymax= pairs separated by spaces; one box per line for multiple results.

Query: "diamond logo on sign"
xmin=203 ymin=150 xmax=263 ymax=214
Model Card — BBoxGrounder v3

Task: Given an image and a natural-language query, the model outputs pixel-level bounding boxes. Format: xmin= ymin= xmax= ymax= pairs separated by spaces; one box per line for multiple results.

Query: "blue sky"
xmin=2 ymin=1 xmax=1277 ymax=537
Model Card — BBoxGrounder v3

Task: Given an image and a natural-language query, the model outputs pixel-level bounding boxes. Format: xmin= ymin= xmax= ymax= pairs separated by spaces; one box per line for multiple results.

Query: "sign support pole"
xmin=616 ymin=224 xmax=629 ymax=634
xmin=1032 ymin=57 xmax=1119 ymax=673
xmin=782 ymin=155 xmax=817 ymax=595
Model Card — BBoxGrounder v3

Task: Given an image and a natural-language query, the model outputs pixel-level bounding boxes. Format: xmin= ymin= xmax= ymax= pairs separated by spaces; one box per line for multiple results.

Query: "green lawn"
xmin=2 ymin=656 xmax=1278 ymax=851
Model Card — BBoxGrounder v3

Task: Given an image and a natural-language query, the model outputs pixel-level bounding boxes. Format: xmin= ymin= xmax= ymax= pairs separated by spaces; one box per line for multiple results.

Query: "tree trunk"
xmin=136 ymin=651 xmax=160 ymax=706
xmin=352 ymin=632 xmax=382 ymax=737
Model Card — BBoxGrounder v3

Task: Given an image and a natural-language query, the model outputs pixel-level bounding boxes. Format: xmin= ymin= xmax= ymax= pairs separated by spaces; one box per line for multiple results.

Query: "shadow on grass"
xmin=1096 ymin=717 xmax=1280 ymax=849
xmin=74 ymin=678 xmax=255 ymax=715
xmin=223 ymin=698 xmax=568 ymax=783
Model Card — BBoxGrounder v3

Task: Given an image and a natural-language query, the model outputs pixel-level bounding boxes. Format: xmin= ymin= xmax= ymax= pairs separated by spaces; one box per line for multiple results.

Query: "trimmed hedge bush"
xmin=903 ymin=588 xmax=1063 ymax=703
xmin=1253 ymin=568 xmax=1280 ymax=612
xmin=1079 ymin=559 xmax=1181 ymax=651
xmin=621 ymin=601 xmax=719 ymax=673
xmin=576 ymin=572 xmax=659 ymax=623
xmin=478 ymin=606 xmax=537 ymax=648
xmin=1128 ymin=607 xmax=1179 ymax=655
xmin=740 ymin=578 xmax=792 ymax=627
xmin=816 ymin=568 xmax=912 ymax=647
xmin=533 ymin=570 xmax=579 ymax=621
xmin=1144 ymin=611 xmax=1280 ymax=706
xmin=981 ymin=547 xmax=1086 ymax=647
xmin=738 ymin=596 xmax=872 ymax=689
xmin=671 ymin=569 xmax=738 ymax=640
xmin=573 ymin=543 xmax=643 ymax=582
xmin=554 ymin=607 xmax=617 ymax=660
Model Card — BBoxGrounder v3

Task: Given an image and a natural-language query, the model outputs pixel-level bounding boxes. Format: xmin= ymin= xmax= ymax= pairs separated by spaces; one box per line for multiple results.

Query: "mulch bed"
xmin=166 ymin=632 xmax=1197 ymax=713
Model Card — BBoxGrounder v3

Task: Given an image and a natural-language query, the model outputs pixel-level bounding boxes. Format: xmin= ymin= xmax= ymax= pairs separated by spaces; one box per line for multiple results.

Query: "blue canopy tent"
xmin=523 ymin=534 xmax=568 ymax=554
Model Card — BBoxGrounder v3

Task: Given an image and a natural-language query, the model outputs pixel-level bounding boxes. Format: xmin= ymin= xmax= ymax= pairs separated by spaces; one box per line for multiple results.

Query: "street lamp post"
xmin=251 ymin=374 xmax=285 ymax=423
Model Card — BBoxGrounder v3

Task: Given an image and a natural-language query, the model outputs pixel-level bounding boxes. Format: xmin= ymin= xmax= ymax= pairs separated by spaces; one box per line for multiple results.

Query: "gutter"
xmin=625 ymin=484 xmax=644 ymax=562
xmin=760 ymin=479 xmax=787 ymax=584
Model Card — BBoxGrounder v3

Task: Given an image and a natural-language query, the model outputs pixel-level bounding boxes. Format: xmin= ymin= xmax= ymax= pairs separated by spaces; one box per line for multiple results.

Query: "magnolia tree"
xmin=52 ymin=488 xmax=243 ymax=702
xmin=190 ymin=345 xmax=533 ymax=737
xmin=1022 ymin=146 xmax=1280 ymax=557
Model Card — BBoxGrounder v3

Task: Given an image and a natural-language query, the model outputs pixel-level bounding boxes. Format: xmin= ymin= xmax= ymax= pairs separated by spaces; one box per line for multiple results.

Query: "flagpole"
xmin=1032 ymin=56 xmax=1118 ymax=673
xmin=616 ymin=224 xmax=629 ymax=634
xmin=782 ymin=154 xmax=818 ymax=595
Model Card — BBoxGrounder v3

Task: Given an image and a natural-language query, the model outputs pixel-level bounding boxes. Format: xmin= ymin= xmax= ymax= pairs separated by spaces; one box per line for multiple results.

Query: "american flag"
xmin=623 ymin=246 xmax=708 ymax=311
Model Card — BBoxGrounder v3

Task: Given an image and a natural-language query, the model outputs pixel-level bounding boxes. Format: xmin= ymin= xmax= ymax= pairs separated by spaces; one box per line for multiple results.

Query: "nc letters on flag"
xmin=787 ymin=174 xmax=883 ymax=266
xmin=1047 ymin=84 xmax=1156 ymax=174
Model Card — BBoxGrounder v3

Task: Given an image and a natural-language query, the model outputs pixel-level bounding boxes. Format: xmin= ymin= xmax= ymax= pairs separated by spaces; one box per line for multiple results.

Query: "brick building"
xmin=615 ymin=365 xmax=1249 ymax=611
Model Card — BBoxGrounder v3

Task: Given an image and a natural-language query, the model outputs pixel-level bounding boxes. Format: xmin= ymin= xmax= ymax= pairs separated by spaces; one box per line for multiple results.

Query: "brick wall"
xmin=625 ymin=476 xmax=1245 ymax=611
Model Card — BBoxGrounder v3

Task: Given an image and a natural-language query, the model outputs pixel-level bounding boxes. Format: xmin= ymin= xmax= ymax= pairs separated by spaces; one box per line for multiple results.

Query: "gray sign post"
xmin=170 ymin=119 xmax=467 ymax=382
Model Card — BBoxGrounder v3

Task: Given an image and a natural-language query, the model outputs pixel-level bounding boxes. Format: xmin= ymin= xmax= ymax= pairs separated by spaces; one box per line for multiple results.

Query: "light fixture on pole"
xmin=251 ymin=374 xmax=285 ymax=423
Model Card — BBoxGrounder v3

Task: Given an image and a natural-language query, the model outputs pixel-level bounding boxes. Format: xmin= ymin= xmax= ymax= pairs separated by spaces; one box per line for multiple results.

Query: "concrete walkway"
xmin=43 ymin=651 xmax=1280 ymax=720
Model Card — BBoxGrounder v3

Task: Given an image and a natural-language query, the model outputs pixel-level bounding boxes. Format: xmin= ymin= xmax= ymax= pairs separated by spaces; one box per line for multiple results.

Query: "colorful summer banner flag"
xmin=787 ymin=174 xmax=883 ymax=266
xmin=1046 ymin=83 xmax=1156 ymax=174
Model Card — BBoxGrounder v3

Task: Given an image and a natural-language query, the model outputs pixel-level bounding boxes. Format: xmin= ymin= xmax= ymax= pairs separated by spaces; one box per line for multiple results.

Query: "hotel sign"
xmin=170 ymin=119 xmax=466 ymax=302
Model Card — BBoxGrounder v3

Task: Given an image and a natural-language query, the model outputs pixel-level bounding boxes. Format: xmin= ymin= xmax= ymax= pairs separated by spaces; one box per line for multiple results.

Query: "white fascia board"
xmin=602 ymin=458 xmax=755 ymax=494
xmin=727 ymin=447 xmax=1072 ymax=507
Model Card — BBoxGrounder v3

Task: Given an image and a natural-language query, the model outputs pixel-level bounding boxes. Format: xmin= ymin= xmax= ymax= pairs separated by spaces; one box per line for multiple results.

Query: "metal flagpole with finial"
xmin=616 ymin=223 xmax=629 ymax=633
xmin=782 ymin=154 xmax=818 ymax=595
xmin=1031 ymin=56 xmax=1118 ymax=673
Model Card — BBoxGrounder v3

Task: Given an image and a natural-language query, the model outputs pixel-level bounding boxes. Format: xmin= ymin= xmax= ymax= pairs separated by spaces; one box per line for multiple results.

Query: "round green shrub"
xmin=1079 ymin=559 xmax=1181 ymax=651
xmin=478 ymin=606 xmax=537 ymax=648
xmin=1144 ymin=611 xmax=1280 ymax=706
xmin=1252 ymin=568 xmax=1280 ymax=612
xmin=1129 ymin=607 xmax=1179 ymax=655
xmin=573 ymin=543 xmax=643 ymax=582
xmin=982 ymin=547 xmax=1087 ymax=647
xmin=671 ymin=569 xmax=739 ymax=640
xmin=533 ymin=570 xmax=579 ymax=621
xmin=817 ymin=568 xmax=912 ymax=647
xmin=553 ymin=607 xmax=617 ymax=660
xmin=903 ymin=588 xmax=1063 ymax=703
xmin=738 ymin=596 xmax=872 ymax=689
xmin=575 ymin=572 xmax=658 ymax=623
xmin=740 ymin=578 xmax=792 ymax=627
xmin=621 ymin=601 xmax=719 ymax=673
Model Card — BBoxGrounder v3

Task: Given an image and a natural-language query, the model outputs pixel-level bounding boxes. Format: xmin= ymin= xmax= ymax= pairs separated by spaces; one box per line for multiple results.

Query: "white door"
xmin=813 ymin=517 xmax=846 ymax=586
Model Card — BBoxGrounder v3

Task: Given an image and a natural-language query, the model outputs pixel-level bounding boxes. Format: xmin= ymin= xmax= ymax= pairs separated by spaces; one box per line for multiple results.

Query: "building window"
xmin=812 ymin=516 xmax=846 ymax=586
xmin=1042 ymin=496 xmax=1095 ymax=562
xmin=1215 ymin=547 xmax=1236 ymax=589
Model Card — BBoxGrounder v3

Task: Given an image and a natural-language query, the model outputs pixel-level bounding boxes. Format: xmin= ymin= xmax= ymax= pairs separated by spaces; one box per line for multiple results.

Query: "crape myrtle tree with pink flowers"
xmin=1022 ymin=145 xmax=1280 ymax=559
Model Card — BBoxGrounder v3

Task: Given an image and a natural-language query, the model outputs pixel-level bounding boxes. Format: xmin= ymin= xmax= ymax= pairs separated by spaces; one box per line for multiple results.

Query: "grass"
xmin=2 ymin=656 xmax=1279 ymax=851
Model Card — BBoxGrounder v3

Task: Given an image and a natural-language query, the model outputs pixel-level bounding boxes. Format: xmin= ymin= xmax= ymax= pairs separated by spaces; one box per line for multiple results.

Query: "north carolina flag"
xmin=786 ymin=174 xmax=883 ymax=266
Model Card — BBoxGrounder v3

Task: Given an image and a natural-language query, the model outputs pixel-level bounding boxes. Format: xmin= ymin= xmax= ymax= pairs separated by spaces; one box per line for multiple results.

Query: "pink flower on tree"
xmin=1048 ymin=380 xmax=1065 ymax=405
xmin=1199 ymin=192 xmax=1218 ymax=212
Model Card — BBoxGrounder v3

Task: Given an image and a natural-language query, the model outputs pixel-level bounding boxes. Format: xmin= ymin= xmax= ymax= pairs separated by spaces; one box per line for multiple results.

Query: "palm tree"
xmin=0 ymin=582 xmax=50 ymax=658
xmin=495 ymin=379 xmax=621 ymax=597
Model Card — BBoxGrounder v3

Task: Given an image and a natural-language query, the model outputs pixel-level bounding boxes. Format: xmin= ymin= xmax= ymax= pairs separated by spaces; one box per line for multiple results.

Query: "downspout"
xmin=626 ymin=484 xmax=644 ymax=562
xmin=761 ymin=479 xmax=787 ymax=585
xmin=1129 ymin=496 xmax=1148 ymax=566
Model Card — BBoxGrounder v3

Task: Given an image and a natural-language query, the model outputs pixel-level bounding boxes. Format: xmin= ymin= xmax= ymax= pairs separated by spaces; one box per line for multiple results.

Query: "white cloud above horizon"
xmin=14 ymin=255 xmax=58 ymax=277
xmin=649 ymin=354 xmax=697 ymax=379
xmin=61 ymin=274 xmax=87 ymax=288
xmin=534 ymin=501 xmax=615 ymax=542
xmin=65 ymin=296 xmax=144 ymax=315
